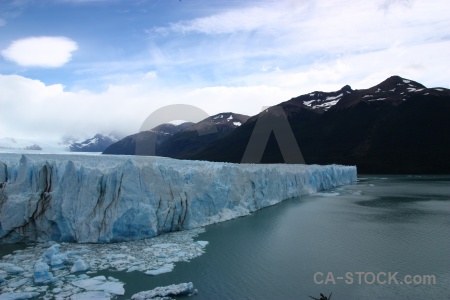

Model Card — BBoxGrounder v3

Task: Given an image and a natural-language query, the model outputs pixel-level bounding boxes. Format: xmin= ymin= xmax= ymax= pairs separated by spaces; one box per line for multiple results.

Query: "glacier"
xmin=0 ymin=153 xmax=356 ymax=243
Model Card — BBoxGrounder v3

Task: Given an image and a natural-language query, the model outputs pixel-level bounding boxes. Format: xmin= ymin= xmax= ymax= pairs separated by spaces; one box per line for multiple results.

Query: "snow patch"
xmin=303 ymin=100 xmax=315 ymax=107
xmin=312 ymin=100 xmax=340 ymax=110
xmin=325 ymin=93 xmax=343 ymax=101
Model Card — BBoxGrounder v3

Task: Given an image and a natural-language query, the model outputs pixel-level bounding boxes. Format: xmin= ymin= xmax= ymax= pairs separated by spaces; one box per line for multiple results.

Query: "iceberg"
xmin=70 ymin=276 xmax=125 ymax=295
xmin=70 ymin=259 xmax=89 ymax=273
xmin=0 ymin=292 xmax=40 ymax=300
xmin=145 ymin=263 xmax=174 ymax=276
xmin=131 ymin=282 xmax=196 ymax=299
xmin=33 ymin=260 xmax=54 ymax=285
xmin=0 ymin=153 xmax=356 ymax=243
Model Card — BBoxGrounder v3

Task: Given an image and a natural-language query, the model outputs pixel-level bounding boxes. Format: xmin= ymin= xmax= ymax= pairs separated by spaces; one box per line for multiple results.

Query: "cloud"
xmin=2 ymin=36 xmax=449 ymax=141
xmin=0 ymin=72 xmax=295 ymax=141
xmin=0 ymin=18 xmax=5 ymax=26
xmin=155 ymin=5 xmax=288 ymax=35
xmin=1 ymin=36 xmax=78 ymax=67
xmin=380 ymin=0 xmax=414 ymax=11
xmin=1 ymin=0 xmax=450 ymax=141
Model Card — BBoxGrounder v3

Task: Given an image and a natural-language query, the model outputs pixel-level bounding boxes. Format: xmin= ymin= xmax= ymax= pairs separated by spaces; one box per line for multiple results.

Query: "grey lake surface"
xmin=97 ymin=175 xmax=450 ymax=299
xmin=2 ymin=175 xmax=450 ymax=299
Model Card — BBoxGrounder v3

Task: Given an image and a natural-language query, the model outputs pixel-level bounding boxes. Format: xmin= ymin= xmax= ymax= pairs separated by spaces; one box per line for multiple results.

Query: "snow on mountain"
xmin=69 ymin=134 xmax=119 ymax=152
xmin=182 ymin=112 xmax=249 ymax=132
xmin=0 ymin=153 xmax=356 ymax=243
xmin=285 ymin=75 xmax=447 ymax=113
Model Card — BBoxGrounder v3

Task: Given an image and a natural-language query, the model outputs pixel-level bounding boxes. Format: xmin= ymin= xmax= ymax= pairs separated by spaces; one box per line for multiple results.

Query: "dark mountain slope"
xmin=103 ymin=113 xmax=249 ymax=157
xmin=187 ymin=77 xmax=450 ymax=174
xmin=103 ymin=122 xmax=194 ymax=155
xmin=157 ymin=113 xmax=249 ymax=158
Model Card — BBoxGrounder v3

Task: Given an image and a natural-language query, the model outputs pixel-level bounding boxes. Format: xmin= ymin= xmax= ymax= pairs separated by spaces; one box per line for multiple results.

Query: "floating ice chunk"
xmin=33 ymin=260 xmax=54 ymax=285
xmin=7 ymin=265 xmax=24 ymax=275
xmin=8 ymin=278 xmax=30 ymax=288
xmin=151 ymin=243 xmax=177 ymax=249
xmin=0 ymin=292 xmax=40 ymax=300
xmin=42 ymin=244 xmax=60 ymax=263
xmin=131 ymin=282 xmax=196 ymax=300
xmin=145 ymin=263 xmax=174 ymax=276
xmin=71 ymin=276 xmax=125 ymax=295
xmin=108 ymin=254 xmax=127 ymax=259
xmin=196 ymin=241 xmax=209 ymax=247
xmin=50 ymin=253 xmax=67 ymax=269
xmin=72 ymin=275 xmax=107 ymax=288
xmin=314 ymin=192 xmax=340 ymax=197
xmin=126 ymin=266 xmax=142 ymax=272
xmin=70 ymin=291 xmax=111 ymax=300
xmin=70 ymin=259 xmax=89 ymax=273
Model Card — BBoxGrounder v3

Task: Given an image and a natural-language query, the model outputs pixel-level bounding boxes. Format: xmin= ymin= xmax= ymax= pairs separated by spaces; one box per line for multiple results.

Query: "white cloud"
xmin=151 ymin=0 xmax=450 ymax=65
xmin=155 ymin=5 xmax=290 ymax=35
xmin=1 ymin=0 xmax=450 ymax=141
xmin=0 ymin=73 xmax=294 ymax=141
xmin=0 ymin=18 xmax=6 ymax=26
xmin=1 ymin=36 xmax=78 ymax=67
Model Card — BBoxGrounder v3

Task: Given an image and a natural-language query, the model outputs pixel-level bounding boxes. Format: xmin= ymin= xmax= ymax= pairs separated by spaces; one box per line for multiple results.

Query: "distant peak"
xmin=340 ymin=84 xmax=353 ymax=92
xmin=376 ymin=75 xmax=426 ymax=90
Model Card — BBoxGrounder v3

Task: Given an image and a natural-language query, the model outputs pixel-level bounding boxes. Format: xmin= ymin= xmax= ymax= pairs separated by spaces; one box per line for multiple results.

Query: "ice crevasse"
xmin=0 ymin=153 xmax=357 ymax=243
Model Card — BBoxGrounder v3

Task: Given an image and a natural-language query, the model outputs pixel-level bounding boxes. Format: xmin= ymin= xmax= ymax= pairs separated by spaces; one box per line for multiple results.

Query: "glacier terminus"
xmin=0 ymin=153 xmax=356 ymax=243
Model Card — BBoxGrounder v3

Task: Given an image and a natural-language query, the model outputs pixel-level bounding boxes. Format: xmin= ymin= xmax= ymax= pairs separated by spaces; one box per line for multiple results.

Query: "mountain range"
xmin=69 ymin=134 xmax=119 ymax=152
xmin=102 ymin=75 xmax=449 ymax=174
xmin=103 ymin=113 xmax=250 ymax=157
xmin=0 ymin=134 xmax=121 ymax=153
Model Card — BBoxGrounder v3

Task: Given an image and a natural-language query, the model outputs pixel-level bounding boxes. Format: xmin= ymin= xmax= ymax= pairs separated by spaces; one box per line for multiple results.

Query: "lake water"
xmin=93 ymin=175 xmax=450 ymax=299
xmin=1 ymin=175 xmax=449 ymax=299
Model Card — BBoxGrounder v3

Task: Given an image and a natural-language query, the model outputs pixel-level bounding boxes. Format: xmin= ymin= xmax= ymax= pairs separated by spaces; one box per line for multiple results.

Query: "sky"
xmin=0 ymin=0 xmax=449 ymax=141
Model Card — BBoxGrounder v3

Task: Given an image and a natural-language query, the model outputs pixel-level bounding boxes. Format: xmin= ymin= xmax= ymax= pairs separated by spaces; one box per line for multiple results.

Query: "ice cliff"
xmin=0 ymin=153 xmax=356 ymax=243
